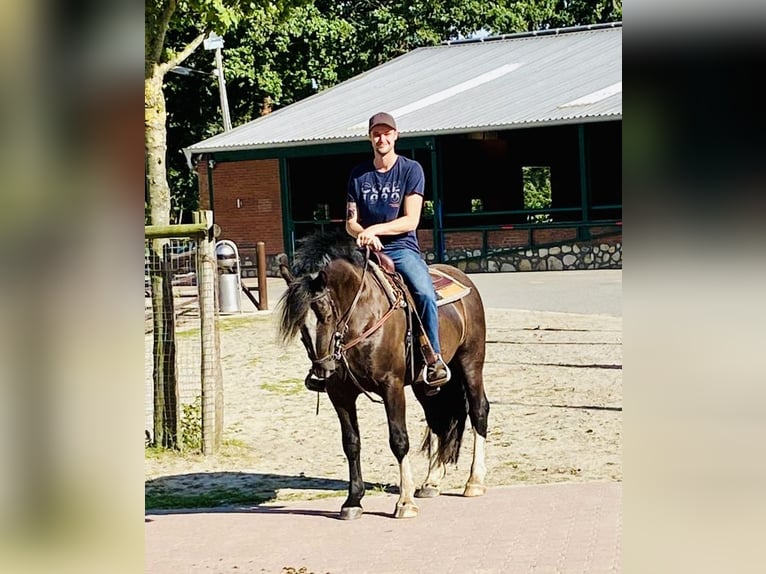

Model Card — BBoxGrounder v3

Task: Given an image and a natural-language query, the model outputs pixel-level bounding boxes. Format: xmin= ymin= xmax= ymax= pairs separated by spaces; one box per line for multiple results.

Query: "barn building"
xmin=185 ymin=22 xmax=622 ymax=276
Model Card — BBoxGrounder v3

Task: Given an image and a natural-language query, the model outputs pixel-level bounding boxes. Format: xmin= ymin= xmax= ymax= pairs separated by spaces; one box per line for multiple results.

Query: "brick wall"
xmin=419 ymin=228 xmax=583 ymax=252
xmin=197 ymin=158 xmax=284 ymax=253
xmin=532 ymin=228 xmax=578 ymax=245
xmin=488 ymin=229 xmax=531 ymax=249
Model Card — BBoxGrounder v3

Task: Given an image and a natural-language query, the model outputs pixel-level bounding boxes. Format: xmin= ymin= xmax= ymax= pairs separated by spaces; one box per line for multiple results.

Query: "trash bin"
xmin=216 ymin=241 xmax=241 ymax=314
xmin=218 ymin=273 xmax=240 ymax=313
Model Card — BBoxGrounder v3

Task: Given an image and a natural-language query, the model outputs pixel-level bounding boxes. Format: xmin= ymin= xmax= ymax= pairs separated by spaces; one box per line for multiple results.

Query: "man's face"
xmin=369 ymin=124 xmax=397 ymax=155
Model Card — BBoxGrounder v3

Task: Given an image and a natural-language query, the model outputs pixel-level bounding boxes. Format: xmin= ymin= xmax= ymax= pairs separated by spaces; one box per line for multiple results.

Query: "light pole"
xmin=203 ymin=32 xmax=232 ymax=132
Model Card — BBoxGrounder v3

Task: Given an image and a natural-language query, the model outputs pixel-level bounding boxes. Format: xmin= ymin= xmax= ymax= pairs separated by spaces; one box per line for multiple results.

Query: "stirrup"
xmin=422 ymin=362 xmax=451 ymax=388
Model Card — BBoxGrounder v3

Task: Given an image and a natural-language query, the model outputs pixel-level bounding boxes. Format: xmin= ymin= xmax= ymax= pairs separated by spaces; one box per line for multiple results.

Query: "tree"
xmin=145 ymin=0 xmax=299 ymax=448
xmin=145 ymin=0 xmax=270 ymax=227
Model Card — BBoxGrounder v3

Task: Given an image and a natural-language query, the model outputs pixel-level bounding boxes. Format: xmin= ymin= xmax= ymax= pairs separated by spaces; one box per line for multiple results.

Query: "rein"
xmin=311 ymin=248 xmax=404 ymax=404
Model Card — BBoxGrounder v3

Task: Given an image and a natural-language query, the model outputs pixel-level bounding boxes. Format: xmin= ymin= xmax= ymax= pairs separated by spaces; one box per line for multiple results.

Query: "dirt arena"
xmin=145 ymin=285 xmax=622 ymax=505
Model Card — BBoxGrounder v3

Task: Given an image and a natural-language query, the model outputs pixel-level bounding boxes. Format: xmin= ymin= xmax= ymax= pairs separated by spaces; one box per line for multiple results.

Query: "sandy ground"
xmin=145 ymin=294 xmax=621 ymax=506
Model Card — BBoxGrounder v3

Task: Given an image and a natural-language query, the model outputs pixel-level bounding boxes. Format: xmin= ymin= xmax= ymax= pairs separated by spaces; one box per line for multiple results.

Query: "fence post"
xmin=196 ymin=210 xmax=223 ymax=453
xmin=256 ymin=241 xmax=268 ymax=310
xmin=151 ymin=241 xmax=178 ymax=448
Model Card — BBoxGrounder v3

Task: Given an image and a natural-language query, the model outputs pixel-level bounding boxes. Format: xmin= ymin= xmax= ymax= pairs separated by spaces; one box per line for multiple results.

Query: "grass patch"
xmin=276 ymin=490 xmax=345 ymax=502
xmin=146 ymin=488 xmax=270 ymax=510
xmin=145 ymin=437 xmax=253 ymax=462
xmin=176 ymin=315 xmax=265 ymax=339
xmin=261 ymin=378 xmax=304 ymax=395
xmin=176 ymin=327 xmax=200 ymax=339
xmin=218 ymin=315 xmax=264 ymax=331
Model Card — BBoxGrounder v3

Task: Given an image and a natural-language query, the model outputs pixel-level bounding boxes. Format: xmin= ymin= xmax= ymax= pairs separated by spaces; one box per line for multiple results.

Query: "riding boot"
xmin=417 ymin=335 xmax=451 ymax=396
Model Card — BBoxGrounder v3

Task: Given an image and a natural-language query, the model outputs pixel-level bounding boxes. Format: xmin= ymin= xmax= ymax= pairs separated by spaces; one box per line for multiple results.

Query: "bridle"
xmin=302 ymin=249 xmax=403 ymax=402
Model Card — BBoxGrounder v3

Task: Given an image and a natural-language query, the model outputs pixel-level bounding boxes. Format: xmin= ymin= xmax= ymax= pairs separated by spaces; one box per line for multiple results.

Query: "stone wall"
xmin=429 ymin=240 xmax=622 ymax=273
xmin=251 ymin=236 xmax=622 ymax=278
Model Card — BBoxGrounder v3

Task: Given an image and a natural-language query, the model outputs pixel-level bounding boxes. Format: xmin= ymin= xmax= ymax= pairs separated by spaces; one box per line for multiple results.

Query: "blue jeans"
xmin=386 ymin=247 xmax=441 ymax=355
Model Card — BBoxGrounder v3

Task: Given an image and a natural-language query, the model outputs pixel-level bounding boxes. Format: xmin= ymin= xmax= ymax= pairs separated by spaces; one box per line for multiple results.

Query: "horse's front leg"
xmin=383 ymin=383 xmax=419 ymax=518
xmin=327 ymin=386 xmax=365 ymax=520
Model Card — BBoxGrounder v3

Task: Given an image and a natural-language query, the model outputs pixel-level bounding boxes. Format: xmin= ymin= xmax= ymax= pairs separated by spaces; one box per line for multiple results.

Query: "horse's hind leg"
xmin=383 ymin=384 xmax=419 ymax=518
xmin=327 ymin=389 xmax=365 ymax=520
xmin=462 ymin=361 xmax=490 ymax=497
xmin=415 ymin=433 xmax=445 ymax=498
xmin=464 ymin=430 xmax=488 ymax=497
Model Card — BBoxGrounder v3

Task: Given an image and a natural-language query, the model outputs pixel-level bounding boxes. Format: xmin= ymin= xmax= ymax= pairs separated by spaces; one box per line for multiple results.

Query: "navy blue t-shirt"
xmin=346 ymin=155 xmax=425 ymax=253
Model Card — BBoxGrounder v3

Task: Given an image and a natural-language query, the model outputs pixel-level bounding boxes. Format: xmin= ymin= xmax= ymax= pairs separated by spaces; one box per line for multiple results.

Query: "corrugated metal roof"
xmin=186 ymin=23 xmax=621 ymax=154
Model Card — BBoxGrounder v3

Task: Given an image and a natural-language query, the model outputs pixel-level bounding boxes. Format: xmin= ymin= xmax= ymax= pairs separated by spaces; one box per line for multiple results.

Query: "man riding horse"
xmin=315 ymin=111 xmax=451 ymax=394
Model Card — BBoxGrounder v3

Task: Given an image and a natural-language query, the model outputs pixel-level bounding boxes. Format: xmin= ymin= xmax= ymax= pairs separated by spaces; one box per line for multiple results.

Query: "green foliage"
xmin=180 ymin=396 xmax=203 ymax=452
xmin=522 ymin=166 xmax=552 ymax=223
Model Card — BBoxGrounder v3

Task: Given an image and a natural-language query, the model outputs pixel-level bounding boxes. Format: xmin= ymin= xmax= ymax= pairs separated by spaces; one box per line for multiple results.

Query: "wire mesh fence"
xmin=144 ymin=212 xmax=223 ymax=453
xmin=144 ymin=237 xmax=203 ymax=448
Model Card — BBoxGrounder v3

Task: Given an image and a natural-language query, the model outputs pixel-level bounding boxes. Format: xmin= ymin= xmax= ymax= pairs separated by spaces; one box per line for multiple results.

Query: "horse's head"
xmin=278 ymin=256 xmax=364 ymax=381
xmin=304 ymin=268 xmax=343 ymax=378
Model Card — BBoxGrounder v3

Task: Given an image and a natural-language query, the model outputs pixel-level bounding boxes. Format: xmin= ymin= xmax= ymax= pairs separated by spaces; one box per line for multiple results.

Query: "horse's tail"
xmin=419 ymin=368 xmax=469 ymax=465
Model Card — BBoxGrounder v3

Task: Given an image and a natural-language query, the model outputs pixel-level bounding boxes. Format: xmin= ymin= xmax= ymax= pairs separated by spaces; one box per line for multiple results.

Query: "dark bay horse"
xmin=277 ymin=232 xmax=490 ymax=519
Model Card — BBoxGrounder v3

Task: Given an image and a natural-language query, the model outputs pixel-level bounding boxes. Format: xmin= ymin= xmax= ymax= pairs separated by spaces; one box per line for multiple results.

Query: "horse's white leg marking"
xmin=424 ymin=451 xmax=446 ymax=489
xmin=463 ymin=431 xmax=487 ymax=497
xmin=415 ymin=433 xmax=445 ymax=498
xmin=394 ymin=453 xmax=419 ymax=518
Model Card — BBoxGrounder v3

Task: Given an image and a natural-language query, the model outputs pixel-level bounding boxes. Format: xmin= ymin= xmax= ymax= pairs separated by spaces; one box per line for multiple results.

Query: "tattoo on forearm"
xmin=347 ymin=206 xmax=356 ymax=220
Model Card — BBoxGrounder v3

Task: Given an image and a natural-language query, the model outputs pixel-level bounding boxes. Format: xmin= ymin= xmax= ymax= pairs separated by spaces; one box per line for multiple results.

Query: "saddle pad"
xmin=429 ymin=268 xmax=471 ymax=306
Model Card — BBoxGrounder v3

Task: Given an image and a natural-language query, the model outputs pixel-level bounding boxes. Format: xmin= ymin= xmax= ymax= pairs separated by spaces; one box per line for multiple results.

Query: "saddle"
xmin=365 ymin=253 xmax=471 ymax=384
xmin=366 ymin=252 xmax=471 ymax=308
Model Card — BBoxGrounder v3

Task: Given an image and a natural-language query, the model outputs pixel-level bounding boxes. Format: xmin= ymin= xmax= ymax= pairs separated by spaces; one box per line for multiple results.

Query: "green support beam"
xmin=577 ymin=124 xmax=591 ymax=241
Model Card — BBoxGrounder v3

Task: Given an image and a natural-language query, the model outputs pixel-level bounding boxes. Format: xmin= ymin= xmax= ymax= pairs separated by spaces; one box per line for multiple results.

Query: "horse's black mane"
xmin=278 ymin=230 xmax=364 ymax=344
xmin=290 ymin=230 xmax=365 ymax=276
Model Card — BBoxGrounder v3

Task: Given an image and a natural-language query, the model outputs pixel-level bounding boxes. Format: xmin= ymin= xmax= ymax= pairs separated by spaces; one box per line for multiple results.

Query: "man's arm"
xmin=355 ymin=194 xmax=422 ymax=251
xmin=345 ymin=201 xmax=363 ymax=238
xmin=363 ymin=193 xmax=423 ymax=237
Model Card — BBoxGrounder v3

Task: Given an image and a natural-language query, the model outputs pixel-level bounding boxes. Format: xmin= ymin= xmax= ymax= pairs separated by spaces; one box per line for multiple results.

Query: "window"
xmin=522 ymin=166 xmax=552 ymax=223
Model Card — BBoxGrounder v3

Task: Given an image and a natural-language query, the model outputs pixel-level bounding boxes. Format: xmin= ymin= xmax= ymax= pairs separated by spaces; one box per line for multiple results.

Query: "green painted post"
xmin=278 ymin=157 xmax=294 ymax=260
xmin=427 ymin=138 xmax=443 ymax=263
xmin=206 ymin=157 xmax=215 ymax=212
xmin=578 ymin=125 xmax=591 ymax=241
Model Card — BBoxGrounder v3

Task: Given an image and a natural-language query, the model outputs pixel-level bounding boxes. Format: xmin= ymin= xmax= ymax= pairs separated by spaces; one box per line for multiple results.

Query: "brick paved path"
xmin=145 ymin=481 xmax=621 ymax=573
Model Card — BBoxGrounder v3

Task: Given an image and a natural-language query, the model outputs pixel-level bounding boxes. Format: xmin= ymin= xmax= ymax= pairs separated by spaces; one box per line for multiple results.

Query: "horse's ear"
xmin=278 ymin=253 xmax=294 ymax=285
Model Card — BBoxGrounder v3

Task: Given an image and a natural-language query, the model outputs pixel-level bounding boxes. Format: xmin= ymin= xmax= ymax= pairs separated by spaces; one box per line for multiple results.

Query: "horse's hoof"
xmin=415 ymin=485 xmax=440 ymax=498
xmin=463 ymin=483 xmax=487 ymax=497
xmin=339 ymin=506 xmax=364 ymax=520
xmin=394 ymin=502 xmax=419 ymax=519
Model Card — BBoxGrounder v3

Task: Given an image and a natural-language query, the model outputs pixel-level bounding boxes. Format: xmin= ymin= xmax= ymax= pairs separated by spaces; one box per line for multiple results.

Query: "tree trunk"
xmin=146 ymin=68 xmax=171 ymax=228
xmin=146 ymin=66 xmax=179 ymax=448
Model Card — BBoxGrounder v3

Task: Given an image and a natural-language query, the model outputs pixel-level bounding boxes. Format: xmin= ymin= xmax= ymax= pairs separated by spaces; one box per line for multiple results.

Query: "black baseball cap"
xmin=368 ymin=112 xmax=397 ymax=132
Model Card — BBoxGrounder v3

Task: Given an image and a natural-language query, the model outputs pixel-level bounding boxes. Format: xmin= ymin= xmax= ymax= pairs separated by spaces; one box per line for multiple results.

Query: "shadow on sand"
xmin=145 ymin=471 xmax=398 ymax=518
